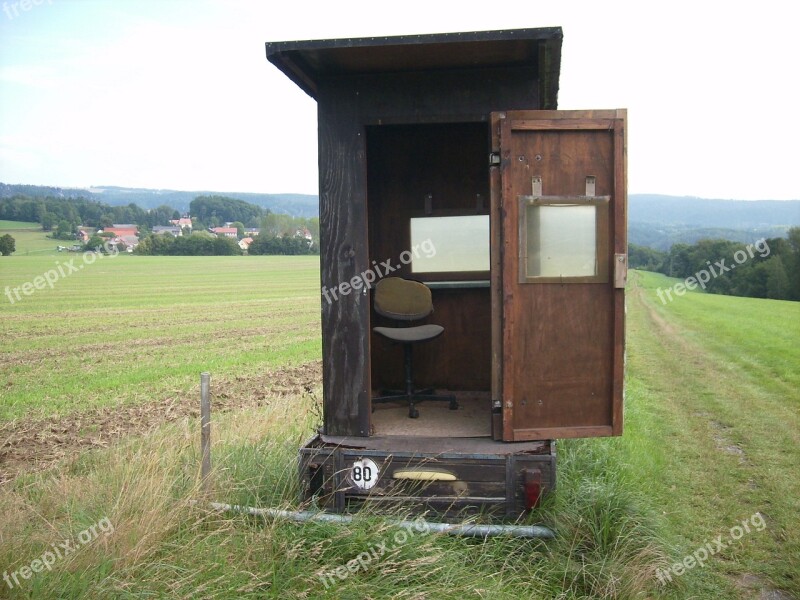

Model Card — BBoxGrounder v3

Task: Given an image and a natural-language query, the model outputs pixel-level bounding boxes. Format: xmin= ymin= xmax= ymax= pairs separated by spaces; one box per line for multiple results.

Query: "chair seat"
xmin=373 ymin=324 xmax=444 ymax=343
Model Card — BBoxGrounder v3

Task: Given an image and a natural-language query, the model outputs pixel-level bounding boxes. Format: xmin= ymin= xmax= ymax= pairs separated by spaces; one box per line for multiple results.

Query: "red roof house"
xmin=103 ymin=224 xmax=138 ymax=237
xmin=211 ymin=227 xmax=237 ymax=238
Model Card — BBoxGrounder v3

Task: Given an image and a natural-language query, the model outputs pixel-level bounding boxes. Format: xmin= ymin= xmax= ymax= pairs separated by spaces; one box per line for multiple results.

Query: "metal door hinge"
xmin=614 ymin=254 xmax=628 ymax=288
xmin=489 ymin=152 xmax=501 ymax=166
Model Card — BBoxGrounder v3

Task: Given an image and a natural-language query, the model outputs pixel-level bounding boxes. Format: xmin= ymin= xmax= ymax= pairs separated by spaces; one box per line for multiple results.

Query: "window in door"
xmin=519 ymin=197 xmax=609 ymax=283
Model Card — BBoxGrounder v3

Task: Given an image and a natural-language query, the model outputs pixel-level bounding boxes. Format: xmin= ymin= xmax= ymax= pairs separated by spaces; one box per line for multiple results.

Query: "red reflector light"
xmin=523 ymin=468 xmax=542 ymax=510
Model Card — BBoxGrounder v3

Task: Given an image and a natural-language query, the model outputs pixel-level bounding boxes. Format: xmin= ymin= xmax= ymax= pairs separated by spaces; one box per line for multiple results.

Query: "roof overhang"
xmin=266 ymin=27 xmax=562 ymax=107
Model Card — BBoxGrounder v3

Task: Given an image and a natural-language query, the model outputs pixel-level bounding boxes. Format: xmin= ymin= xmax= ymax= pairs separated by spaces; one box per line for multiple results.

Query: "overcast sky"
xmin=0 ymin=0 xmax=796 ymax=200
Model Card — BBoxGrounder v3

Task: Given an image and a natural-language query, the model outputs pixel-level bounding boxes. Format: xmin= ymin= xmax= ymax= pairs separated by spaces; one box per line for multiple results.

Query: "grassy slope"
xmin=0 ymin=221 xmax=61 ymax=255
xmin=0 ymin=221 xmax=40 ymax=229
xmin=626 ymin=271 xmax=799 ymax=597
xmin=0 ymin=257 xmax=797 ymax=599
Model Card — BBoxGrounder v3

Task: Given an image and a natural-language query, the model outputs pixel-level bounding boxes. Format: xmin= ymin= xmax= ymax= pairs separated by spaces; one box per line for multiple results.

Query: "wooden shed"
xmin=266 ymin=27 xmax=627 ymax=516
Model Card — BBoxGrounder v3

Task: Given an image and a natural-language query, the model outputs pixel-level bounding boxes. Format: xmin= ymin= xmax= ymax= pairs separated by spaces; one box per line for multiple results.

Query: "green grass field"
xmin=0 ymin=221 xmax=40 ymax=229
xmin=1 ymin=253 xmax=321 ymax=421
xmin=0 ymin=228 xmax=797 ymax=599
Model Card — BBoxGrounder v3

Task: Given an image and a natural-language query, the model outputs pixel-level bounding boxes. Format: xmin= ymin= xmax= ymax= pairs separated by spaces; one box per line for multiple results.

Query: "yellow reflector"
xmin=393 ymin=469 xmax=457 ymax=481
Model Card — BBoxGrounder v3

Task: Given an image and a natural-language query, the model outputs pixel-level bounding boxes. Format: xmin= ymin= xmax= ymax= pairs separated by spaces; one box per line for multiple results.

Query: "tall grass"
xmin=1 ymin=383 xmax=677 ymax=599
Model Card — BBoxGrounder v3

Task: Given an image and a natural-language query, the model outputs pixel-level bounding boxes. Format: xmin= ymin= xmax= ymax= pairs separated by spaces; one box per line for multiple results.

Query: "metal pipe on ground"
xmin=209 ymin=502 xmax=555 ymax=539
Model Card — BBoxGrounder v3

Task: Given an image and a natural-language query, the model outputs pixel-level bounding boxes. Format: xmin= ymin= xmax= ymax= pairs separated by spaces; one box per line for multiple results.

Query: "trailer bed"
xmin=300 ymin=433 xmax=555 ymax=518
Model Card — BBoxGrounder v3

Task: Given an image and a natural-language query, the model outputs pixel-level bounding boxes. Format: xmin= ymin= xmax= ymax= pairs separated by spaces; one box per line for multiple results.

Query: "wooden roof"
xmin=266 ymin=27 xmax=562 ymax=106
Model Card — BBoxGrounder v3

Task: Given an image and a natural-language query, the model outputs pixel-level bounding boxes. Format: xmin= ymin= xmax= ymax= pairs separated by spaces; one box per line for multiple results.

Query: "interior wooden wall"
xmin=367 ymin=123 xmax=491 ymax=391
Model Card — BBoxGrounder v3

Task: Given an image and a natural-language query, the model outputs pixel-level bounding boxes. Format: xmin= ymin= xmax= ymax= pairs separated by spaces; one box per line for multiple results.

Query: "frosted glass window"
xmin=525 ymin=205 xmax=597 ymax=277
xmin=410 ymin=215 xmax=490 ymax=273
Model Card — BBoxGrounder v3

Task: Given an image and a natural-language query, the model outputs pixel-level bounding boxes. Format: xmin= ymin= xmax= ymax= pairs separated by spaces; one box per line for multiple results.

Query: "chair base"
xmin=373 ymin=339 xmax=458 ymax=418
xmin=378 ymin=387 xmax=434 ymax=396
xmin=372 ymin=392 xmax=459 ymax=419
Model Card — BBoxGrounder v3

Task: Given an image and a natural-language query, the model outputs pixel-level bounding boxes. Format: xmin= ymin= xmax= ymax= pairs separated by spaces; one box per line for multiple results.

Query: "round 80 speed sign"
xmin=350 ymin=458 xmax=379 ymax=490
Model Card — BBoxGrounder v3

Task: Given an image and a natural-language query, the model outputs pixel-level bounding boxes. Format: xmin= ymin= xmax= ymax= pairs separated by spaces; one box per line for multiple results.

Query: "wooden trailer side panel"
xmin=493 ymin=110 xmax=627 ymax=441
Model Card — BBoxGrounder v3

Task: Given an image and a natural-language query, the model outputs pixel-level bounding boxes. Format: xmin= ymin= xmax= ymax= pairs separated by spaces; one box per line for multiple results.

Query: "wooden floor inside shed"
xmin=370 ymin=393 xmax=491 ymax=437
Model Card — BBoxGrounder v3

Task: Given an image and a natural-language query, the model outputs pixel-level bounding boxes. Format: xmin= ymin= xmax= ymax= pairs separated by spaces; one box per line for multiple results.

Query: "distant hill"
xmin=3 ymin=184 xmax=798 ymax=250
xmin=0 ymin=183 xmax=319 ymax=218
xmin=628 ymin=223 xmax=793 ymax=251
xmin=629 ymin=194 xmax=800 ymax=250
xmin=629 ymin=194 xmax=800 ymax=228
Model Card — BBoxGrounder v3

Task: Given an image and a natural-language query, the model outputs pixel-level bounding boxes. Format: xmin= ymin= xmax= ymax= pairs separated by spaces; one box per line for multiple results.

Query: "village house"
xmin=210 ymin=227 xmax=238 ymax=238
xmin=170 ymin=217 xmax=193 ymax=231
xmin=103 ymin=224 xmax=138 ymax=237
xmin=152 ymin=226 xmax=182 ymax=236
xmin=295 ymin=227 xmax=313 ymax=241
xmin=111 ymin=235 xmax=139 ymax=252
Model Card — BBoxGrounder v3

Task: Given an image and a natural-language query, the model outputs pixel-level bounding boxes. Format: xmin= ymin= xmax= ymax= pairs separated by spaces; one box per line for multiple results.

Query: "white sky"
xmin=0 ymin=0 xmax=796 ymax=200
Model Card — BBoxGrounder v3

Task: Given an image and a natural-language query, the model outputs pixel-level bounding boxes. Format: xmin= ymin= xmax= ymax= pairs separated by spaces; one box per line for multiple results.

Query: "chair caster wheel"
xmin=409 ymin=408 xmax=419 ymax=419
xmin=449 ymin=400 xmax=459 ymax=410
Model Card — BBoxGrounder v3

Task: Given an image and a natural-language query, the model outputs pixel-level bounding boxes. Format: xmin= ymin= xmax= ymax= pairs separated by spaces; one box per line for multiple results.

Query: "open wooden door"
xmin=490 ymin=110 xmax=627 ymax=441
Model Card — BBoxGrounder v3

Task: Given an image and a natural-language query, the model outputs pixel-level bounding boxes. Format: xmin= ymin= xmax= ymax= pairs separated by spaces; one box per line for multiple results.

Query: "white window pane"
xmin=410 ymin=215 xmax=490 ymax=273
xmin=526 ymin=205 xmax=596 ymax=277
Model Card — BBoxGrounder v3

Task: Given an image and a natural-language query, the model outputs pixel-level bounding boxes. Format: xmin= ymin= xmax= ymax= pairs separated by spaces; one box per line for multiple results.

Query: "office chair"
xmin=371 ymin=277 xmax=458 ymax=418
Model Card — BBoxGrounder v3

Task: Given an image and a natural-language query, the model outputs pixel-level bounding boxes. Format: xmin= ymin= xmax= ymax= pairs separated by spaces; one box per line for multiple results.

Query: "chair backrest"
xmin=373 ymin=277 xmax=433 ymax=321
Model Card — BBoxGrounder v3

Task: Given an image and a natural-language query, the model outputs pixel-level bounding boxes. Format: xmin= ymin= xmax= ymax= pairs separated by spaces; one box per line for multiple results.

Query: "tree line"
xmin=0 ymin=194 xmax=320 ymax=233
xmin=0 ymin=194 xmax=320 ymax=254
xmin=0 ymin=194 xmax=179 ymax=234
xmin=189 ymin=196 xmax=265 ymax=227
xmin=135 ymin=231 xmax=241 ymax=256
xmin=133 ymin=231 xmax=317 ymax=256
xmin=629 ymin=228 xmax=800 ymax=301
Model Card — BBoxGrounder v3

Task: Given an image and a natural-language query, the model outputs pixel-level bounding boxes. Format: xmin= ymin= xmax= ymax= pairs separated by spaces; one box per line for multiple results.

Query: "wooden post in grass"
xmin=200 ymin=371 xmax=212 ymax=494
